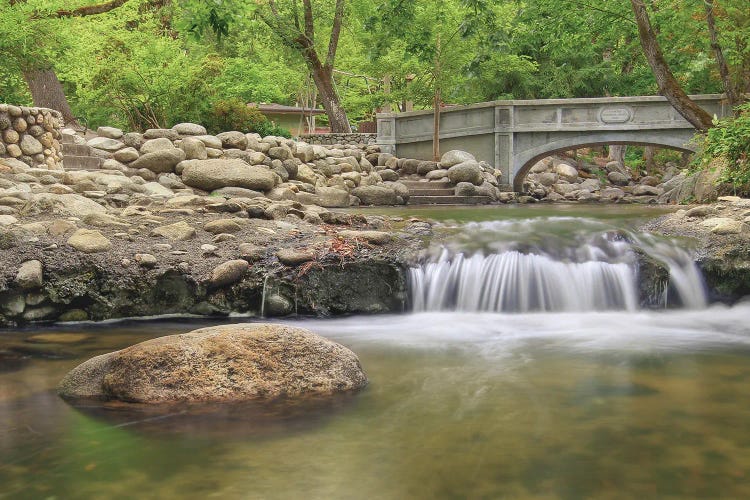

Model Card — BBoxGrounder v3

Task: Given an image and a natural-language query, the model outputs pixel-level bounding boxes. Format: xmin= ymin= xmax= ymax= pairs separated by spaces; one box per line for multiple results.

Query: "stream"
xmin=1 ymin=205 xmax=749 ymax=499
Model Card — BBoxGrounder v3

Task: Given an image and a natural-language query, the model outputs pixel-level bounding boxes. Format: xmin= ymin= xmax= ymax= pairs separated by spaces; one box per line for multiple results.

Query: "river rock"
xmin=88 ymin=137 xmax=125 ymax=152
xmin=607 ymin=171 xmax=630 ymax=186
xmin=204 ymin=219 xmax=242 ymax=234
xmin=181 ymin=159 xmax=277 ymax=191
xmin=178 ymin=136 xmax=208 ymax=160
xmin=130 ymin=149 xmax=186 ymax=174
xmin=447 ymin=161 xmax=483 ymax=185
xmin=140 ymin=138 xmax=174 ymax=155
xmin=217 ymin=131 xmax=247 ymax=150
xmin=338 ymin=230 xmax=391 ymax=245
xmin=96 ymin=127 xmax=123 ymax=139
xmin=23 ymin=193 xmax=106 ymax=218
xmin=20 ymin=135 xmax=43 ymax=156
xmin=208 ymin=259 xmax=249 ymax=288
xmin=143 ymin=128 xmax=179 ymax=141
xmin=351 ymin=185 xmax=397 ymax=205
xmin=277 ymin=248 xmax=316 ymax=266
xmin=67 ymin=229 xmax=112 ymax=253
xmin=172 ymin=123 xmax=207 ymax=136
xmin=554 ymin=162 xmax=578 ymax=183
xmin=440 ymin=150 xmax=476 ymax=168
xmin=15 ymin=260 xmax=43 ymax=289
xmin=113 ymin=147 xmax=140 ymax=163
xmin=151 ymin=221 xmax=196 ymax=241
xmin=57 ymin=324 xmax=368 ymax=403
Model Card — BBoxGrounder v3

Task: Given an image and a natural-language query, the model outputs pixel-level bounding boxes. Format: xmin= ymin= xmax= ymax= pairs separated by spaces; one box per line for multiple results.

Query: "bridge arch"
xmin=512 ymin=132 xmax=695 ymax=192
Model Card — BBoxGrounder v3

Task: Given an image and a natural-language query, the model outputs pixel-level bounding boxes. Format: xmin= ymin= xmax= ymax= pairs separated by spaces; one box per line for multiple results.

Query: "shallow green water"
xmin=2 ymin=204 xmax=749 ymax=500
xmin=2 ymin=308 xmax=750 ymax=500
xmin=350 ymin=203 xmax=676 ymax=224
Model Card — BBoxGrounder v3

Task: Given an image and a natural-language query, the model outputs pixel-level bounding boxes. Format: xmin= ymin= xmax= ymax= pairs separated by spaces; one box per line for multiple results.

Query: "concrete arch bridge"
xmin=376 ymin=95 xmax=730 ymax=191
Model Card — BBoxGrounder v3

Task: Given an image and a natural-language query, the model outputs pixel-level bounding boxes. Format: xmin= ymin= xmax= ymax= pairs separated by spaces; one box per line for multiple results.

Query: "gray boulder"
xmin=57 ymin=324 xmax=367 ymax=403
xmin=87 ymin=137 xmax=125 ymax=152
xmin=96 ymin=126 xmax=123 ymax=139
xmin=181 ymin=159 xmax=278 ymax=191
xmin=172 ymin=123 xmax=207 ymax=136
xmin=352 ymin=185 xmax=397 ymax=205
xmin=217 ymin=131 xmax=247 ymax=150
xmin=130 ymin=149 xmax=186 ymax=174
xmin=447 ymin=161 xmax=483 ymax=185
xmin=178 ymin=137 xmax=208 ymax=160
xmin=440 ymin=150 xmax=476 ymax=168
xmin=140 ymin=138 xmax=174 ymax=155
xmin=143 ymin=129 xmax=179 ymax=141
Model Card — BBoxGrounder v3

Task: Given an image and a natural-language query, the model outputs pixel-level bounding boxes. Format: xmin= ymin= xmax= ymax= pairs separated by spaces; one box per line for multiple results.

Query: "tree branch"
xmin=302 ymin=0 xmax=315 ymax=43
xmin=51 ymin=0 xmax=131 ymax=18
xmin=326 ymin=0 xmax=345 ymax=69
xmin=559 ymin=0 xmax=636 ymax=25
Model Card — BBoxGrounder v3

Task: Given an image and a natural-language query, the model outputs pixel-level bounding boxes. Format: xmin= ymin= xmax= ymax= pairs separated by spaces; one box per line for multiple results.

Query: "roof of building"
xmin=249 ymin=103 xmax=326 ymax=115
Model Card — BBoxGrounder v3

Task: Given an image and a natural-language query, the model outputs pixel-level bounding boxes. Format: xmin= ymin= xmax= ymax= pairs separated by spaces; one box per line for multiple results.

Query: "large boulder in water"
xmin=57 ymin=324 xmax=367 ymax=403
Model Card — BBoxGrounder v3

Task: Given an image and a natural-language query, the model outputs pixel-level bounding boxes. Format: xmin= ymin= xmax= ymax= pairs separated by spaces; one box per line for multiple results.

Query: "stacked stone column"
xmin=0 ymin=104 xmax=64 ymax=170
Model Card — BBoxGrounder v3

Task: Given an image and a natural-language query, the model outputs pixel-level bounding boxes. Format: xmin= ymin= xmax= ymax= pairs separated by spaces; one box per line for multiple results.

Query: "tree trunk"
xmin=704 ymin=0 xmax=741 ymax=111
xmin=22 ymin=68 xmax=79 ymax=126
xmin=432 ymin=33 xmax=441 ymax=162
xmin=309 ymin=63 xmax=351 ymax=133
xmin=608 ymin=145 xmax=627 ymax=167
xmin=630 ymin=0 xmax=714 ymax=131
xmin=644 ymin=146 xmax=656 ymax=174
xmin=433 ymin=87 xmax=441 ymax=162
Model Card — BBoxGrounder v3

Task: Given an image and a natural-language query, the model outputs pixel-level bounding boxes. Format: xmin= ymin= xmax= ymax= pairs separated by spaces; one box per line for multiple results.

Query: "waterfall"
xmin=409 ymin=220 xmax=707 ymax=313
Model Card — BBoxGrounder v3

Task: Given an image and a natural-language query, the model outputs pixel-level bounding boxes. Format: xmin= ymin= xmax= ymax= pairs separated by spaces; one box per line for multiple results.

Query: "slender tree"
xmin=704 ymin=0 xmax=741 ymax=110
xmin=257 ymin=0 xmax=351 ymax=133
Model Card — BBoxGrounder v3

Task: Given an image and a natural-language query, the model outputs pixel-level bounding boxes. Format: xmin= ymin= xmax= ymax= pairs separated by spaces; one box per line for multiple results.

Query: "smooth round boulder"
xmin=440 ymin=150 xmax=476 ymax=168
xmin=447 ymin=161 xmax=483 ymax=185
xmin=57 ymin=324 xmax=368 ymax=403
xmin=172 ymin=123 xmax=207 ymax=136
xmin=181 ymin=159 xmax=277 ymax=192
xmin=351 ymin=185 xmax=397 ymax=205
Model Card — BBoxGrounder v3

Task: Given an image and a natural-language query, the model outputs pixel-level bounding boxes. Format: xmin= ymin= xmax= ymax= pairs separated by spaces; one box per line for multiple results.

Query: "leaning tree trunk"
xmin=22 ymin=68 xmax=79 ymax=126
xmin=309 ymin=62 xmax=351 ymax=133
xmin=630 ymin=0 xmax=714 ymax=131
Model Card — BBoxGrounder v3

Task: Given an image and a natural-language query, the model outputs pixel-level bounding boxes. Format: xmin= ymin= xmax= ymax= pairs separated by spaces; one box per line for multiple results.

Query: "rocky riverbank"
xmin=0 ymin=184 xmax=429 ymax=327
xmin=642 ymin=196 xmax=750 ymax=302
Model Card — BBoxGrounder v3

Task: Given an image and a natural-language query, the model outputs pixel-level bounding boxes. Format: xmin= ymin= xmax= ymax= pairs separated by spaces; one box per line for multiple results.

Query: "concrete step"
xmin=406 ymin=188 xmax=456 ymax=196
xmin=63 ymin=155 xmax=103 ymax=170
xmin=400 ymin=180 xmax=451 ymax=188
xmin=62 ymin=144 xmax=92 ymax=156
xmin=408 ymin=195 xmax=492 ymax=205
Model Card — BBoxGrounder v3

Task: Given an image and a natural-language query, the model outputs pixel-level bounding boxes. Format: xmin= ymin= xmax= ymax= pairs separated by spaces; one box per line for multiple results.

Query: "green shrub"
xmin=204 ymin=98 xmax=267 ymax=134
xmin=203 ymin=98 xmax=292 ymax=138
xmin=694 ymin=103 xmax=750 ymax=194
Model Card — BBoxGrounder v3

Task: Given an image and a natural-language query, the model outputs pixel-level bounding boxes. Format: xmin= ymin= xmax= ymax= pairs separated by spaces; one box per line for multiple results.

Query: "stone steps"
xmin=62 ymin=143 xmax=92 ymax=156
xmin=400 ymin=178 xmax=492 ymax=205
xmin=408 ymin=195 xmax=492 ymax=205
xmin=62 ymin=155 xmax=103 ymax=170
xmin=406 ymin=188 xmax=455 ymax=196
xmin=60 ymin=142 xmax=104 ymax=170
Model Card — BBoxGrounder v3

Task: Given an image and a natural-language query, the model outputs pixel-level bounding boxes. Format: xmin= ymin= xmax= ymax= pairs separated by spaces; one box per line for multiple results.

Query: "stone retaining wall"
xmin=0 ymin=104 xmax=64 ymax=170
xmin=298 ymin=133 xmax=377 ymax=146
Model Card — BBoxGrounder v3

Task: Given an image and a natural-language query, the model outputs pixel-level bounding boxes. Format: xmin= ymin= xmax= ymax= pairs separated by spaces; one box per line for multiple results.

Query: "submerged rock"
xmin=57 ymin=324 xmax=368 ymax=403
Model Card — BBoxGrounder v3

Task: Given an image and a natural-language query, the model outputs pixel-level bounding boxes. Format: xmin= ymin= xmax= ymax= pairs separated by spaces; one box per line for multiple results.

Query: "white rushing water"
xmin=410 ymin=218 xmax=707 ymax=313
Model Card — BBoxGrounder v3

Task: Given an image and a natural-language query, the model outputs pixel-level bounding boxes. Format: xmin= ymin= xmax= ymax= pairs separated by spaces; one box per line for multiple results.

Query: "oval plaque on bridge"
xmin=599 ymin=107 xmax=633 ymax=123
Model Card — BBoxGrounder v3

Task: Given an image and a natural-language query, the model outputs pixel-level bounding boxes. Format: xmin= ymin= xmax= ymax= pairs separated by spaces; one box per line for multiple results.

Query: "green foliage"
xmin=695 ymin=103 xmax=750 ymax=193
xmin=204 ymin=99 xmax=290 ymax=137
